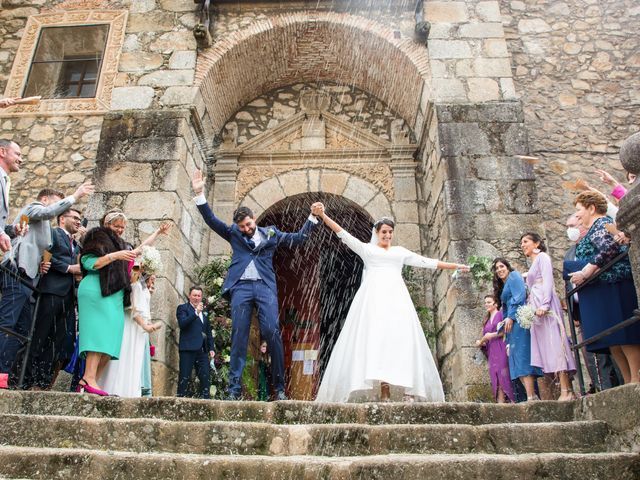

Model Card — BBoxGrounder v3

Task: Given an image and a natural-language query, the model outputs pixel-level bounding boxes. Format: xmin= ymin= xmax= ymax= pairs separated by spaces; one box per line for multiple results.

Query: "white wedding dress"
xmin=101 ymin=280 xmax=150 ymax=397
xmin=315 ymin=230 xmax=445 ymax=403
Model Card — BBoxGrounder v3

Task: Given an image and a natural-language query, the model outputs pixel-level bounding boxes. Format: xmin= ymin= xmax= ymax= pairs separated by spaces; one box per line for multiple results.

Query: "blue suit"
xmin=196 ymin=201 xmax=317 ymax=397
xmin=176 ymin=302 xmax=215 ymax=398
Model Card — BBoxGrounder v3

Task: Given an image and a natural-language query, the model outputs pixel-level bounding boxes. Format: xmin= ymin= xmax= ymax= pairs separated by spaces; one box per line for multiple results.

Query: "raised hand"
xmin=595 ymin=168 xmax=617 ymax=186
xmin=0 ymin=98 xmax=16 ymax=109
xmin=158 ymin=221 xmax=172 ymax=235
xmin=73 ymin=181 xmax=95 ymax=201
xmin=192 ymin=169 xmax=205 ymax=195
xmin=311 ymin=202 xmax=324 ymax=218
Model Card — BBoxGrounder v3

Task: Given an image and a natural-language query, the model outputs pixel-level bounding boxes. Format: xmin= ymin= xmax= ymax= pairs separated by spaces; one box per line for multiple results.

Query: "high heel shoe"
xmin=76 ymin=378 xmax=108 ymax=396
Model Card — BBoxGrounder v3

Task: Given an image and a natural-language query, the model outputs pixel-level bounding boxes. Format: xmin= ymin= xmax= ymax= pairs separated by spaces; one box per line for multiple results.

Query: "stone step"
xmin=0 ymin=414 xmax=608 ymax=456
xmin=0 ymin=390 xmax=577 ymax=425
xmin=0 ymin=413 xmax=608 ymax=456
xmin=0 ymin=447 xmax=637 ymax=480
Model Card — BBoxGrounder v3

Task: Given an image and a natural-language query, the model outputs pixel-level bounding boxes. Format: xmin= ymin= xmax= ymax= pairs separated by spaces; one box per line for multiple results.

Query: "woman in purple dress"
xmin=521 ymin=232 xmax=577 ymax=401
xmin=477 ymin=295 xmax=514 ymax=403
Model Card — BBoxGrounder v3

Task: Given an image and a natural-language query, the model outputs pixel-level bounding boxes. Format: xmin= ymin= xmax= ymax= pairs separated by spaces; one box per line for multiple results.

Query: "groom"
xmin=192 ymin=170 xmax=321 ymax=400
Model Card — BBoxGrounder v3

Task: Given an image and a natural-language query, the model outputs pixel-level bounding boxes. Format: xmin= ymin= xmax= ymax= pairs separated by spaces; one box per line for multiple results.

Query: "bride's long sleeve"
xmin=402 ymin=249 xmax=439 ymax=269
xmin=336 ymin=229 xmax=368 ymax=259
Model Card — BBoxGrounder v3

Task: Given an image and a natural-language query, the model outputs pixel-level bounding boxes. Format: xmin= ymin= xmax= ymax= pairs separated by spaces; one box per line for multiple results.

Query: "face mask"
xmin=567 ymin=227 xmax=581 ymax=242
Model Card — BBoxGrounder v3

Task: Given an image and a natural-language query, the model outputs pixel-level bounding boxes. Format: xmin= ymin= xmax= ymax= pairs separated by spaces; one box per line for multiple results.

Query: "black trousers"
xmin=22 ymin=292 xmax=75 ymax=389
xmin=177 ymin=347 xmax=210 ymax=399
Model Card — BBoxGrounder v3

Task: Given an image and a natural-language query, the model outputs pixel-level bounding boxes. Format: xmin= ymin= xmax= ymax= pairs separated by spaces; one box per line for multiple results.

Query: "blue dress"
xmin=501 ymin=271 xmax=543 ymax=379
xmin=575 ymin=217 xmax=640 ymax=353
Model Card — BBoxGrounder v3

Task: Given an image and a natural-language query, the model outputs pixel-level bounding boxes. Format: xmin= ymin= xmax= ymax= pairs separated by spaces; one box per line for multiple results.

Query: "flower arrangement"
xmin=139 ymin=245 xmax=163 ymax=275
xmin=196 ymin=257 xmax=257 ymax=399
xmin=516 ymin=304 xmax=536 ymax=330
xmin=266 ymin=228 xmax=276 ymax=239
xmin=466 ymin=255 xmax=494 ymax=288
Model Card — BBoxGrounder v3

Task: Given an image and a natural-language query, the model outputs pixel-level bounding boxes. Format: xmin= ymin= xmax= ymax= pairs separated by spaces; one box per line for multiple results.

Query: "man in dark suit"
xmin=177 ymin=286 xmax=215 ymax=398
xmin=192 ymin=170 xmax=320 ymax=400
xmin=22 ymin=208 xmax=82 ymax=389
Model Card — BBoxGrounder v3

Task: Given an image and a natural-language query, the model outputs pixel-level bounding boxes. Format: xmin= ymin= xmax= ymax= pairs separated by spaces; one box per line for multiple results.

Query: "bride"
xmin=314 ymin=206 xmax=468 ymax=402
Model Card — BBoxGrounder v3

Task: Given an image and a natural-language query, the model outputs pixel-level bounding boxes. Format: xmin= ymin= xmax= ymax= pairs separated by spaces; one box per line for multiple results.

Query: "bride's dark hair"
xmin=374 ymin=217 xmax=395 ymax=231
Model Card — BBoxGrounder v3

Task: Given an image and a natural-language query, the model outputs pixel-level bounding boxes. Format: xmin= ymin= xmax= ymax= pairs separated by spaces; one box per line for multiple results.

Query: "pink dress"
xmin=481 ymin=310 xmax=514 ymax=402
xmin=526 ymin=252 xmax=576 ymax=374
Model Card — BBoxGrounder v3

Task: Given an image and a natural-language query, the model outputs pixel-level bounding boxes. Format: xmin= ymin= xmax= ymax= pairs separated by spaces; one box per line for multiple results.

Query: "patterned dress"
xmin=575 ymin=217 xmax=640 ymax=352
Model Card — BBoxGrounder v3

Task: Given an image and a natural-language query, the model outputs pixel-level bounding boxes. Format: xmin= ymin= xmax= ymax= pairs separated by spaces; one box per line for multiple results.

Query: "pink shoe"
xmin=0 ymin=373 xmax=8 ymax=389
xmin=76 ymin=378 xmax=108 ymax=396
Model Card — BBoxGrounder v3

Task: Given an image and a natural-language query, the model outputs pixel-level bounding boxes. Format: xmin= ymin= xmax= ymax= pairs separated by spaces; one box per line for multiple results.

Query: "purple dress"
xmin=526 ymin=252 xmax=577 ymax=374
xmin=482 ymin=310 xmax=514 ymax=402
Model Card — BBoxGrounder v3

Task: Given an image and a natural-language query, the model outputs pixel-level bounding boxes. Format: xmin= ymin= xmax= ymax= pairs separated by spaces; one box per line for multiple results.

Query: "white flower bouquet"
xmin=515 ymin=304 xmax=536 ymax=330
xmin=140 ymin=245 xmax=163 ymax=275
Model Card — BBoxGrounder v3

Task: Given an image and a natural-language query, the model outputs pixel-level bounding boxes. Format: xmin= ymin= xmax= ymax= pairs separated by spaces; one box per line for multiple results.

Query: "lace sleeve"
xmin=590 ymin=219 xmax=621 ymax=267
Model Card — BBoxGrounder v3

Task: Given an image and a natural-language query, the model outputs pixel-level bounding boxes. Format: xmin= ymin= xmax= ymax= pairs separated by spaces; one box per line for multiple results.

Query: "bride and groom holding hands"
xmin=192 ymin=170 xmax=469 ymax=402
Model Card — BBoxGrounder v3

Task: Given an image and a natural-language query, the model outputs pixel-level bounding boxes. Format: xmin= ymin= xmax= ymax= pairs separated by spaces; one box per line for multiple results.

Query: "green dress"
xmin=78 ymin=254 xmax=125 ymax=359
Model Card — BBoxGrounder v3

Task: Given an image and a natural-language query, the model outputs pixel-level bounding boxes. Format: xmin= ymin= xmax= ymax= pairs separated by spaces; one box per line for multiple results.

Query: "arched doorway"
xmin=257 ymin=193 xmax=372 ymax=399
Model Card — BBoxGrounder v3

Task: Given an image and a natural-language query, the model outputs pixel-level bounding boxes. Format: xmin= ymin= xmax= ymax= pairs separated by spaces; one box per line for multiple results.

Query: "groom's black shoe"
xmin=275 ymin=390 xmax=288 ymax=401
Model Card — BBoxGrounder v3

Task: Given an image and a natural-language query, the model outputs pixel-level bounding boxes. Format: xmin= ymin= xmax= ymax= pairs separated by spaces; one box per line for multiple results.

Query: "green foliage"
xmin=467 ymin=255 xmax=493 ymax=289
xmin=196 ymin=258 xmax=234 ymax=399
xmin=402 ymin=266 xmax=436 ymax=351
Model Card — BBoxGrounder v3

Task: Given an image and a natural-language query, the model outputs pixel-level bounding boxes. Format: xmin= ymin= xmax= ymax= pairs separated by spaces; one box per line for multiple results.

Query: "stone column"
xmin=88 ymin=109 xmax=210 ymax=395
xmin=389 ymin=145 xmax=421 ymax=252
xmin=421 ymin=101 xmax=543 ymax=401
xmin=616 ymin=132 xmax=640 ymax=300
xmin=209 ymin=147 xmax=239 ymax=257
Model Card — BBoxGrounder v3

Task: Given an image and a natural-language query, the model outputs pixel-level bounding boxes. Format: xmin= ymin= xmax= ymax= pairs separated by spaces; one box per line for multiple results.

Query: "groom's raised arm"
xmin=192 ymin=169 xmax=232 ymax=242
xmin=276 ymin=215 xmax=319 ymax=248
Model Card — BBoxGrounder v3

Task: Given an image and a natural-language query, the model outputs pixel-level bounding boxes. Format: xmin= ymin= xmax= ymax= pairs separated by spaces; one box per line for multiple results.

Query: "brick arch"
xmin=196 ymin=11 xmax=430 ymax=134
xmin=238 ymin=168 xmax=392 ymax=222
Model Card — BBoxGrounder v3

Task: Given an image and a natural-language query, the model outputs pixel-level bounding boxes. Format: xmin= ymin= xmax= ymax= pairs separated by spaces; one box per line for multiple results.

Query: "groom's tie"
xmin=244 ymin=236 xmax=255 ymax=250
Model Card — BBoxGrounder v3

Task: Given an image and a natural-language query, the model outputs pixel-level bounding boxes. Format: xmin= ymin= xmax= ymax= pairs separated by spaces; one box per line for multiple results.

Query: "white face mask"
xmin=567 ymin=227 xmax=581 ymax=242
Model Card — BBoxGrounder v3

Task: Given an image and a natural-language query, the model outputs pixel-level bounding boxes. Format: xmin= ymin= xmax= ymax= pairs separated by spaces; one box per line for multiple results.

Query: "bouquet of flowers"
xmin=515 ymin=304 xmax=536 ymax=330
xmin=140 ymin=245 xmax=163 ymax=275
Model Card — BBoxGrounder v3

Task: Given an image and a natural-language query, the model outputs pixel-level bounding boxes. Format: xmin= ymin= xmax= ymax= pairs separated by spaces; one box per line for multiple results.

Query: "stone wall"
xmin=501 ymin=0 xmax=640 ymax=267
xmin=225 ymin=82 xmax=413 ymax=146
xmin=0 ymin=115 xmax=102 ymax=212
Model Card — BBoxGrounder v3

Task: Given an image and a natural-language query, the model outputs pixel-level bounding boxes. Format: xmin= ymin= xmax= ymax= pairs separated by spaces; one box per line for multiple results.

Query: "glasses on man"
xmin=64 ymin=215 xmax=82 ymax=222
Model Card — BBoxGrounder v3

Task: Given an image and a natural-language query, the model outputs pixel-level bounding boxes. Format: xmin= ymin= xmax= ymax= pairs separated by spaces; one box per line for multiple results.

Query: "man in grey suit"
xmin=0 ymin=139 xmax=24 ymax=252
xmin=0 ymin=182 xmax=94 ymax=379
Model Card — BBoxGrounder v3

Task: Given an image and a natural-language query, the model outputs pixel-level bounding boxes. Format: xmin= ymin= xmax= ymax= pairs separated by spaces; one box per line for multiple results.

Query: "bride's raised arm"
xmin=313 ymin=204 xmax=368 ymax=258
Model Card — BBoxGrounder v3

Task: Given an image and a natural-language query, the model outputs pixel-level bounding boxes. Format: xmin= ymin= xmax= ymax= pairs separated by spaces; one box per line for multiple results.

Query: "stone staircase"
xmin=0 ymin=385 xmax=638 ymax=479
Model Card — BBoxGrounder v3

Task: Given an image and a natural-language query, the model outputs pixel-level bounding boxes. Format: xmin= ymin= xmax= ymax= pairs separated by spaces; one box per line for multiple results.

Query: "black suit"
xmin=176 ymin=302 xmax=214 ymax=398
xmin=23 ymin=227 xmax=78 ymax=389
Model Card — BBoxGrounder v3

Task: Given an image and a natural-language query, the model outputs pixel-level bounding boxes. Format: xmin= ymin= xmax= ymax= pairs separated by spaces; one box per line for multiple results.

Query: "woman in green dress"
xmin=77 ymin=211 xmax=136 ymax=395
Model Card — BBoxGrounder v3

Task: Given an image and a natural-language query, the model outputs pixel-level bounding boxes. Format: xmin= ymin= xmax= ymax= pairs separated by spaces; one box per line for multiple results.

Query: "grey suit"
xmin=6 ymin=196 xmax=75 ymax=279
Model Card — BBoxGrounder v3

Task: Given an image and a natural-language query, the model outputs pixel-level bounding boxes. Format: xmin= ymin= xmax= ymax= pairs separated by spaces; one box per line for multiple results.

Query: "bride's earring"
xmin=533 ymin=248 xmax=541 ymax=254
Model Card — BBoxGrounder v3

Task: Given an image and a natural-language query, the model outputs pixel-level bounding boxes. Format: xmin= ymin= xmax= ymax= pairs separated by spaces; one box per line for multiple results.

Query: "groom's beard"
xmin=243 ymin=227 xmax=256 ymax=238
